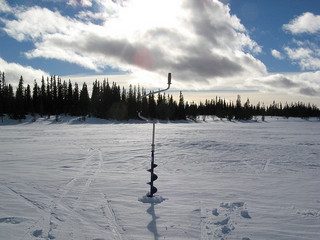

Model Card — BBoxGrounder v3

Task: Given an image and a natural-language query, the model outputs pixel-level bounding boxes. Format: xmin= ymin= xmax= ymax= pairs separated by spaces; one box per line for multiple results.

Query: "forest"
xmin=0 ymin=71 xmax=319 ymax=122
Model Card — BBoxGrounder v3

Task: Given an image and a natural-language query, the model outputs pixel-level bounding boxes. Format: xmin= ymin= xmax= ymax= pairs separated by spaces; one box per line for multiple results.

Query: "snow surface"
xmin=0 ymin=116 xmax=320 ymax=239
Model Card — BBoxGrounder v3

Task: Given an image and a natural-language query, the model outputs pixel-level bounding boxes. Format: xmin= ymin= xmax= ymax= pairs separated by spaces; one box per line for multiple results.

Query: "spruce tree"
xmin=32 ymin=80 xmax=40 ymax=115
xmin=25 ymin=84 xmax=32 ymax=114
xmin=67 ymin=80 xmax=73 ymax=115
xmin=90 ymin=80 xmax=100 ymax=117
xmin=177 ymin=91 xmax=186 ymax=120
xmin=72 ymin=82 xmax=79 ymax=116
xmin=14 ymin=76 xmax=26 ymax=120
xmin=148 ymin=93 xmax=156 ymax=119
xmin=79 ymin=82 xmax=90 ymax=117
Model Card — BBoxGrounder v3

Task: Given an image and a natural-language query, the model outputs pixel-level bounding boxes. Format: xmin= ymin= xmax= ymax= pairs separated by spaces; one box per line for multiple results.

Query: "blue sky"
xmin=0 ymin=0 xmax=320 ymax=104
xmin=228 ymin=0 xmax=320 ymax=72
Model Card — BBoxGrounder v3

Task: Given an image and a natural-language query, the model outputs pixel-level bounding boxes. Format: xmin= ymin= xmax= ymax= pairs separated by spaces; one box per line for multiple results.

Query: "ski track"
xmin=4 ymin=146 xmax=107 ymax=240
xmin=101 ymin=194 xmax=125 ymax=240
xmin=72 ymin=148 xmax=103 ymax=210
xmin=44 ymin=147 xmax=103 ymax=240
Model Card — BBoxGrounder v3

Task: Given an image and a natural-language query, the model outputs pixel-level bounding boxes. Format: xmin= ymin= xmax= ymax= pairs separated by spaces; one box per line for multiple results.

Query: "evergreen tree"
xmin=243 ymin=98 xmax=253 ymax=120
xmin=46 ymin=77 xmax=52 ymax=117
xmin=6 ymin=84 xmax=14 ymax=116
xmin=177 ymin=91 xmax=186 ymax=119
xmin=167 ymin=95 xmax=176 ymax=120
xmin=148 ymin=93 xmax=156 ymax=119
xmin=140 ymin=88 xmax=149 ymax=117
xmin=67 ymin=80 xmax=73 ymax=114
xmin=79 ymin=82 xmax=90 ymax=117
xmin=62 ymin=80 xmax=68 ymax=115
xmin=25 ymin=84 xmax=32 ymax=114
xmin=90 ymin=80 xmax=100 ymax=117
xmin=126 ymin=84 xmax=138 ymax=119
xmin=234 ymin=95 xmax=243 ymax=120
xmin=39 ymin=77 xmax=46 ymax=116
xmin=72 ymin=82 xmax=80 ymax=115
xmin=13 ymin=76 xmax=26 ymax=120
xmin=32 ymin=80 xmax=40 ymax=115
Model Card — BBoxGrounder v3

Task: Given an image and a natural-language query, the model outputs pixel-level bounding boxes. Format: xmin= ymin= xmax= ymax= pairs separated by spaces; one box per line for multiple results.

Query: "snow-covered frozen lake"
xmin=0 ymin=117 xmax=320 ymax=240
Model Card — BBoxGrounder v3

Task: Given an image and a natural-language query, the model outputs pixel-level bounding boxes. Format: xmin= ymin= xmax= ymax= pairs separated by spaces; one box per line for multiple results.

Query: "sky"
xmin=0 ymin=0 xmax=320 ymax=105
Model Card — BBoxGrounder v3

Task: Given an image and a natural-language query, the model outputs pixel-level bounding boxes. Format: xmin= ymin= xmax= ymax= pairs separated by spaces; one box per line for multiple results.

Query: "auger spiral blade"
xmin=147 ymin=186 xmax=157 ymax=197
xmin=151 ymin=173 xmax=158 ymax=181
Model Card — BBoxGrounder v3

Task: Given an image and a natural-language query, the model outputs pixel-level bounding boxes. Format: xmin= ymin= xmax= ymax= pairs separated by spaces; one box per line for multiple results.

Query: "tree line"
xmin=0 ymin=71 xmax=319 ymax=122
xmin=0 ymin=72 xmax=185 ymax=121
xmin=186 ymin=95 xmax=320 ymax=121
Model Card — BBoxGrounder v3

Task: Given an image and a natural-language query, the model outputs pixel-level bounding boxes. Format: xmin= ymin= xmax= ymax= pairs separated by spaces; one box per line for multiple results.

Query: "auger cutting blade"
xmin=151 ymin=173 xmax=158 ymax=181
xmin=150 ymin=186 xmax=157 ymax=195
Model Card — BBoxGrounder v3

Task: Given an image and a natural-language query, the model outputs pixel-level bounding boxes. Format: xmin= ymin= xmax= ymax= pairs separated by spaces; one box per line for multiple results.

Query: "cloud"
xmin=0 ymin=0 xmax=12 ymax=13
xmin=251 ymin=71 xmax=320 ymax=97
xmin=282 ymin=13 xmax=320 ymax=71
xmin=67 ymin=0 xmax=93 ymax=7
xmin=2 ymin=6 xmax=83 ymax=42
xmin=271 ymin=49 xmax=283 ymax=59
xmin=299 ymin=87 xmax=318 ymax=96
xmin=283 ymin=12 xmax=320 ymax=34
xmin=284 ymin=41 xmax=320 ymax=71
xmin=0 ymin=57 xmax=49 ymax=86
xmin=1 ymin=0 xmax=266 ymax=86
xmin=257 ymin=74 xmax=299 ymax=89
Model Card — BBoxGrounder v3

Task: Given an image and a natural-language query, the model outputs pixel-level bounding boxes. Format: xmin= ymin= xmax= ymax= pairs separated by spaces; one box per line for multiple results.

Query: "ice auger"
xmin=138 ymin=73 xmax=171 ymax=198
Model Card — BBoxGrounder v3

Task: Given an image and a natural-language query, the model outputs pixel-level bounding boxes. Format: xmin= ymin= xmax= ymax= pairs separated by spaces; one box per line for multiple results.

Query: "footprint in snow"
xmin=201 ymin=201 xmax=252 ymax=239
xmin=212 ymin=208 xmax=219 ymax=216
xmin=221 ymin=225 xmax=233 ymax=234
xmin=214 ymin=217 xmax=229 ymax=226
xmin=220 ymin=201 xmax=244 ymax=209
xmin=32 ymin=229 xmax=43 ymax=237
xmin=241 ymin=210 xmax=251 ymax=219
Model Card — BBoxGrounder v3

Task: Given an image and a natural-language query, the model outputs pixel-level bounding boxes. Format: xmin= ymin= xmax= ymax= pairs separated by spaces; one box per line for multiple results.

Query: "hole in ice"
xmin=138 ymin=195 xmax=166 ymax=204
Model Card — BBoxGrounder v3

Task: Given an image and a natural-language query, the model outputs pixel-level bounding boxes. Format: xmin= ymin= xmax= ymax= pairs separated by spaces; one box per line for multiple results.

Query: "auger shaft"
xmin=139 ymin=73 xmax=171 ymax=198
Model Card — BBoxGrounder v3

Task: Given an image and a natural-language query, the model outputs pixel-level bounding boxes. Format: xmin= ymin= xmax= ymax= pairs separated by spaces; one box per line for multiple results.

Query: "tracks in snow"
xmin=43 ymin=147 xmax=103 ymax=239
xmin=100 ymin=194 xmax=125 ymax=240
xmin=3 ymin=146 xmax=126 ymax=240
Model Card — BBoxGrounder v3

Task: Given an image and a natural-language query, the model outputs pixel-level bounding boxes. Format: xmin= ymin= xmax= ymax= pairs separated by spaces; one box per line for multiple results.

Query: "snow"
xmin=0 ymin=116 xmax=320 ymax=239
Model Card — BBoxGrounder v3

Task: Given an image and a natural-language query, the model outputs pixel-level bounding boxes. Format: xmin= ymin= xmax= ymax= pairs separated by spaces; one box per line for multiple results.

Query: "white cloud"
xmin=0 ymin=0 xmax=12 ymax=13
xmin=284 ymin=42 xmax=320 ymax=71
xmin=283 ymin=12 xmax=320 ymax=34
xmin=271 ymin=49 xmax=283 ymax=59
xmin=282 ymin=13 xmax=320 ymax=71
xmin=1 ymin=0 xmax=266 ymax=87
xmin=67 ymin=0 xmax=93 ymax=7
xmin=0 ymin=57 xmax=49 ymax=86
xmin=3 ymin=7 xmax=82 ymax=42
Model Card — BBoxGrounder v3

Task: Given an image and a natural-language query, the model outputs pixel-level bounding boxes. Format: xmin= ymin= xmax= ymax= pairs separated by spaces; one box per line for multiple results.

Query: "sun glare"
xmin=107 ymin=0 xmax=182 ymax=37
